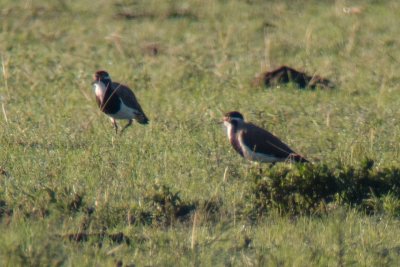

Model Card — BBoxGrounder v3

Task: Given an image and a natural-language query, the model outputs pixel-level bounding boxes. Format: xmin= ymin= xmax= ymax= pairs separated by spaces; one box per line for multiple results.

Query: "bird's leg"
xmin=120 ymin=119 xmax=133 ymax=135
xmin=111 ymin=118 xmax=118 ymax=134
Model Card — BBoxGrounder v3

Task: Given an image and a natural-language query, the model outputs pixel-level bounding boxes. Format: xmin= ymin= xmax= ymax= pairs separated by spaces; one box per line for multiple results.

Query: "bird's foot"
xmin=111 ymin=119 xmax=118 ymax=134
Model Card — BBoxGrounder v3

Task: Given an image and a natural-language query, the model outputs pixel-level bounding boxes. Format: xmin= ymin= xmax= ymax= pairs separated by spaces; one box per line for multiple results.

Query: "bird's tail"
xmin=136 ymin=113 xmax=149 ymax=125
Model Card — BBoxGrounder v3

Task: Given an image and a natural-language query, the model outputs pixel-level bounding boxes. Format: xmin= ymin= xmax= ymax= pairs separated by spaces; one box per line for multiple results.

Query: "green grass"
xmin=1 ymin=0 xmax=400 ymax=266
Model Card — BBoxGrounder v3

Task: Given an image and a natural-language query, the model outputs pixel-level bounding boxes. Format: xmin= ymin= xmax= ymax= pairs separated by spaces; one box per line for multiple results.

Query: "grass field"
xmin=1 ymin=0 xmax=400 ymax=266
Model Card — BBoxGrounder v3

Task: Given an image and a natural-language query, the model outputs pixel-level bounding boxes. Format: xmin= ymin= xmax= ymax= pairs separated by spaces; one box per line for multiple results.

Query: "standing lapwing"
xmin=223 ymin=111 xmax=309 ymax=164
xmin=92 ymin=70 xmax=149 ymax=134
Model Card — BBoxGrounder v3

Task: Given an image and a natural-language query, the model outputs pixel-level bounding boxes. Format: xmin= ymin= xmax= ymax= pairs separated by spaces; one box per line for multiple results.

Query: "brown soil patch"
xmin=253 ymin=65 xmax=334 ymax=89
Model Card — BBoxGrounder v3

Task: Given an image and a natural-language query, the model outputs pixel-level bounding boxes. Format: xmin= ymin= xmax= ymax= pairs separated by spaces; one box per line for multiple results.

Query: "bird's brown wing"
xmin=240 ymin=123 xmax=297 ymax=159
xmin=112 ymin=82 xmax=142 ymax=111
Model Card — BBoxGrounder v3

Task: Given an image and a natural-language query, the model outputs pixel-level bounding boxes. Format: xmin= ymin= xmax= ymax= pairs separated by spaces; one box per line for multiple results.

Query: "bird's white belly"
xmin=238 ymin=135 xmax=281 ymax=163
xmin=111 ymin=101 xmax=138 ymax=120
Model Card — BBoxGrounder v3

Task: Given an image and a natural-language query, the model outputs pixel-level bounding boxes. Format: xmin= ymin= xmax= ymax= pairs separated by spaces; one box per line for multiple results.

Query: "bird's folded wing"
xmin=241 ymin=123 xmax=296 ymax=158
xmin=112 ymin=82 xmax=145 ymax=113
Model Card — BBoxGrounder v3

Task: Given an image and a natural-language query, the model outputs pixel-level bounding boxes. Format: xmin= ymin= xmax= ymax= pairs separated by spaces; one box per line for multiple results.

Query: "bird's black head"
xmin=223 ymin=111 xmax=244 ymax=127
xmin=224 ymin=111 xmax=244 ymax=121
xmin=93 ymin=70 xmax=112 ymax=86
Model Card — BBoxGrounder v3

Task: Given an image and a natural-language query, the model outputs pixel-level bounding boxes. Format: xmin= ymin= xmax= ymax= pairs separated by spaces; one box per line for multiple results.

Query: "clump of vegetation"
xmin=0 ymin=185 xmax=87 ymax=221
xmin=86 ymin=183 xmax=196 ymax=229
xmin=144 ymin=183 xmax=196 ymax=225
xmin=63 ymin=231 xmax=130 ymax=246
xmin=247 ymin=159 xmax=400 ymax=217
xmin=0 ymin=200 xmax=12 ymax=223
xmin=62 ymin=183 xmax=195 ymax=245
xmin=127 ymin=183 xmax=224 ymax=227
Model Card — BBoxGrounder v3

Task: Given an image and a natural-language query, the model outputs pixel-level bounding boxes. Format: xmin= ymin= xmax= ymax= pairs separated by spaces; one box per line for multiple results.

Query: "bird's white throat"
xmin=93 ymin=82 xmax=107 ymax=102
xmin=224 ymin=121 xmax=235 ymax=141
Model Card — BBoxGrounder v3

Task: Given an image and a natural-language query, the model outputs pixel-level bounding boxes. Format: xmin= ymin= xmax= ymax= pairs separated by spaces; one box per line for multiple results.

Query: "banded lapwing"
xmin=223 ymin=111 xmax=309 ymax=164
xmin=92 ymin=70 xmax=149 ymax=134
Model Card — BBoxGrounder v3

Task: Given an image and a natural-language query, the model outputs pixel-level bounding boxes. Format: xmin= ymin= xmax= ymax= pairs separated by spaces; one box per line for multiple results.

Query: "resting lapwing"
xmin=223 ymin=111 xmax=309 ymax=164
xmin=92 ymin=70 xmax=149 ymax=134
